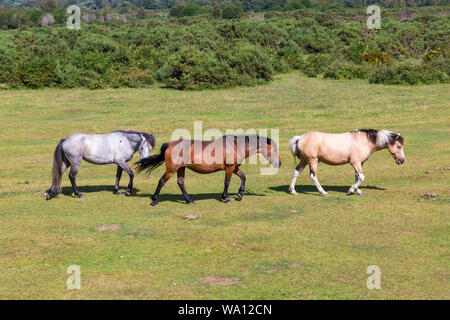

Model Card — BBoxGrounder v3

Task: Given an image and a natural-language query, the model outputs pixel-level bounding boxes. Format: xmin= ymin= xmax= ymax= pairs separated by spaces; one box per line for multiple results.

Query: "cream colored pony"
xmin=288 ymin=129 xmax=405 ymax=196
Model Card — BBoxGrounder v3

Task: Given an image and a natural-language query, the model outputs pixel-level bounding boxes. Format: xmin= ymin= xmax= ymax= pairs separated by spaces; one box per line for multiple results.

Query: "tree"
xmin=39 ymin=0 xmax=58 ymax=13
xmin=211 ymin=0 xmax=221 ymax=18
xmin=284 ymin=0 xmax=304 ymax=10
xmin=93 ymin=0 xmax=105 ymax=10
xmin=222 ymin=6 xmax=244 ymax=19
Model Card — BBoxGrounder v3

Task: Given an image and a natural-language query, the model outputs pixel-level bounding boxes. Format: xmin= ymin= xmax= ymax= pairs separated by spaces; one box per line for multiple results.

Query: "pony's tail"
xmin=47 ymin=139 xmax=65 ymax=199
xmin=136 ymin=143 xmax=169 ymax=174
xmin=289 ymin=135 xmax=303 ymax=161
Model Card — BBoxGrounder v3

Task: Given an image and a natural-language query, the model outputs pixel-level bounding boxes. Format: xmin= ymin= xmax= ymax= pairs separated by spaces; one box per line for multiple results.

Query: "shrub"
xmin=220 ymin=43 xmax=273 ymax=83
xmin=300 ymin=54 xmax=334 ymax=77
xmin=360 ymin=49 xmax=391 ymax=65
xmin=369 ymin=63 xmax=449 ymax=85
xmin=324 ymin=61 xmax=372 ymax=80
xmin=0 ymin=7 xmax=448 ymax=89
xmin=156 ymin=44 xmax=273 ymax=90
xmin=276 ymin=39 xmax=304 ymax=69
xmin=75 ymin=34 xmax=118 ymax=54
xmin=17 ymin=57 xmax=56 ymax=88
xmin=170 ymin=3 xmax=204 ymax=18
xmin=222 ymin=6 xmax=244 ymax=20
xmin=53 ymin=62 xmax=83 ymax=88
xmin=156 ymin=47 xmax=234 ymax=90
xmin=107 ymin=67 xmax=154 ymax=88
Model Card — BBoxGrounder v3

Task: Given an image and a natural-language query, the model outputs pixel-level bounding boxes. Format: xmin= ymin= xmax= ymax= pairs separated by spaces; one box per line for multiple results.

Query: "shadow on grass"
xmin=135 ymin=191 xmax=266 ymax=204
xmin=269 ymin=184 xmax=386 ymax=195
xmin=59 ymin=185 xmax=141 ymax=197
xmin=56 ymin=185 xmax=266 ymax=203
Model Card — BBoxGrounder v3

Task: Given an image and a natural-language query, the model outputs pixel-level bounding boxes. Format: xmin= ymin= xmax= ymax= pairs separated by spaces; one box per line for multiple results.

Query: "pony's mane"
xmin=114 ymin=130 xmax=155 ymax=148
xmin=222 ymin=135 xmax=272 ymax=146
xmin=352 ymin=129 xmax=404 ymax=147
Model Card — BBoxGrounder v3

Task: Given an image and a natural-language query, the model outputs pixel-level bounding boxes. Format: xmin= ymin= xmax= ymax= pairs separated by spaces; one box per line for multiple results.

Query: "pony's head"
xmin=259 ymin=137 xmax=281 ymax=168
xmin=139 ymin=133 xmax=155 ymax=159
xmin=386 ymin=132 xmax=405 ymax=165
xmin=357 ymin=129 xmax=406 ymax=165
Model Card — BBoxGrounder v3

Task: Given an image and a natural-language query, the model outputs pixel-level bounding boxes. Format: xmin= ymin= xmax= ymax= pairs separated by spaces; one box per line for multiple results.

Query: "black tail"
xmin=47 ymin=139 xmax=65 ymax=200
xmin=136 ymin=143 xmax=169 ymax=174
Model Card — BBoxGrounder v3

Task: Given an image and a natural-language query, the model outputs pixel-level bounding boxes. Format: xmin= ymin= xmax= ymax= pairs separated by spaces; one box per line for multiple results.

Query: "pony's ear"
xmin=266 ymin=137 xmax=271 ymax=145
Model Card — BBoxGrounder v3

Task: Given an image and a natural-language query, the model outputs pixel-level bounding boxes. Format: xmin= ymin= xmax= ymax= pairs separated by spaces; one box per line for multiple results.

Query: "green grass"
xmin=0 ymin=73 xmax=448 ymax=299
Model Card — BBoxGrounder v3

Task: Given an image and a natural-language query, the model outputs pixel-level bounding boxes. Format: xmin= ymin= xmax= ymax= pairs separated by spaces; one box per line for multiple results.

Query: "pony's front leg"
xmin=233 ymin=168 xmax=246 ymax=200
xmin=309 ymin=160 xmax=328 ymax=196
xmin=177 ymin=167 xmax=195 ymax=205
xmin=114 ymin=166 xmax=123 ymax=195
xmin=349 ymin=163 xmax=364 ymax=195
xmin=222 ymin=168 xmax=233 ymax=203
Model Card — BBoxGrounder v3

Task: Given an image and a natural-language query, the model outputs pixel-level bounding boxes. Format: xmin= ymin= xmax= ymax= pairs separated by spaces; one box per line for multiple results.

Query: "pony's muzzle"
xmin=396 ymin=158 xmax=405 ymax=165
xmin=272 ymin=160 xmax=281 ymax=168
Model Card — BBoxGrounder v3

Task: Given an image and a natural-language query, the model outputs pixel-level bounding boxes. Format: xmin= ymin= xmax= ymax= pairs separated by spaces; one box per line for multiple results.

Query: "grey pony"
xmin=46 ymin=130 xmax=155 ymax=200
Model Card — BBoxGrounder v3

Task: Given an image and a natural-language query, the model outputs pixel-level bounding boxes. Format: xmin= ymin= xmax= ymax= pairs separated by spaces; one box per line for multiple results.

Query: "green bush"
xmin=0 ymin=6 xmax=448 ymax=89
xmin=170 ymin=3 xmax=205 ymax=18
xmin=324 ymin=61 xmax=372 ymax=80
xmin=156 ymin=44 xmax=273 ymax=90
xmin=369 ymin=63 xmax=449 ymax=85
xmin=300 ymin=54 xmax=334 ymax=77
xmin=17 ymin=57 xmax=56 ymax=88
xmin=276 ymin=39 xmax=304 ymax=69
xmin=156 ymin=47 xmax=233 ymax=90
xmin=222 ymin=6 xmax=244 ymax=20
xmin=53 ymin=62 xmax=83 ymax=88
xmin=107 ymin=67 xmax=154 ymax=88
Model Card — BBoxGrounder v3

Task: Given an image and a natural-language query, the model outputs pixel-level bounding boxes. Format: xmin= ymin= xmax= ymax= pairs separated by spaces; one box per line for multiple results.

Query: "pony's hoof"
xmin=356 ymin=189 xmax=363 ymax=196
xmin=125 ymin=190 xmax=131 ymax=196
xmin=77 ymin=194 xmax=84 ymax=198
xmin=187 ymin=201 xmax=196 ymax=205
xmin=322 ymin=192 xmax=329 ymax=197
xmin=347 ymin=188 xmax=355 ymax=195
xmin=45 ymin=193 xmax=53 ymax=200
xmin=236 ymin=193 xmax=243 ymax=201
xmin=289 ymin=190 xmax=297 ymax=195
xmin=114 ymin=190 xmax=123 ymax=195
xmin=151 ymin=201 xmax=158 ymax=207
xmin=224 ymin=198 xmax=231 ymax=204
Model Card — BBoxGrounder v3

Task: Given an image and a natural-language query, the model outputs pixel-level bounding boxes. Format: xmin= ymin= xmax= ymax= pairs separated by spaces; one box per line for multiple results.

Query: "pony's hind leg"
xmin=68 ymin=160 xmax=83 ymax=198
xmin=177 ymin=167 xmax=195 ymax=205
xmin=233 ymin=167 xmax=246 ymax=200
xmin=114 ymin=166 xmax=123 ymax=195
xmin=309 ymin=159 xmax=328 ymax=196
xmin=116 ymin=161 xmax=134 ymax=196
xmin=47 ymin=161 xmax=68 ymax=200
xmin=222 ymin=167 xmax=234 ymax=203
xmin=151 ymin=171 xmax=174 ymax=206
xmin=289 ymin=159 xmax=307 ymax=195
xmin=349 ymin=162 xmax=364 ymax=195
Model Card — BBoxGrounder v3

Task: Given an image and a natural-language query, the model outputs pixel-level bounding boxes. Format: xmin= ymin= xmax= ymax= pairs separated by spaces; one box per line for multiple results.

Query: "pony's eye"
xmin=397 ymin=145 xmax=401 ymax=149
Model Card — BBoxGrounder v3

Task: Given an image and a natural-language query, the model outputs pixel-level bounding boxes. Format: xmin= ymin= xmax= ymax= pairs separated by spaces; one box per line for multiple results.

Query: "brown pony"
xmin=137 ymin=135 xmax=281 ymax=206
xmin=288 ymin=129 xmax=405 ymax=196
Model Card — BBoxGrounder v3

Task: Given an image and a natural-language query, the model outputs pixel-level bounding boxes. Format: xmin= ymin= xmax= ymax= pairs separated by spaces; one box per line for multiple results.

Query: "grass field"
xmin=0 ymin=73 xmax=448 ymax=299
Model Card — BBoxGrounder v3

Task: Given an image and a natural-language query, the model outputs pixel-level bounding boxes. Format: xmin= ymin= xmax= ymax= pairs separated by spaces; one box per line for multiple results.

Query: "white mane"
xmin=376 ymin=130 xmax=393 ymax=148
